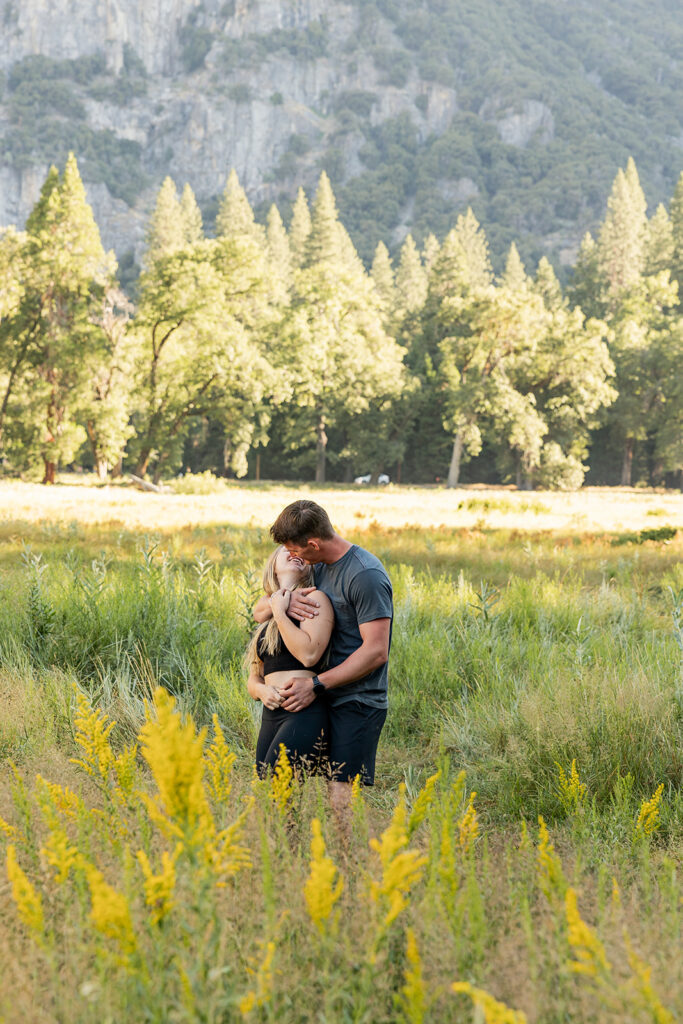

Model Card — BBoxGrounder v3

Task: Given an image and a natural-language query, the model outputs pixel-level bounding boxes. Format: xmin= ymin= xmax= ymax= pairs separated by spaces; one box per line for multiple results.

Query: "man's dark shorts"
xmin=328 ymin=700 xmax=387 ymax=786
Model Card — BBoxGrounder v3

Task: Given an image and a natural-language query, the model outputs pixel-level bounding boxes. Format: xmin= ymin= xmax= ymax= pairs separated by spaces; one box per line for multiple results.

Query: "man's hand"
xmin=287 ymin=588 xmax=320 ymax=622
xmin=280 ymin=676 xmax=315 ymax=712
xmin=270 ymin=588 xmax=291 ymax=617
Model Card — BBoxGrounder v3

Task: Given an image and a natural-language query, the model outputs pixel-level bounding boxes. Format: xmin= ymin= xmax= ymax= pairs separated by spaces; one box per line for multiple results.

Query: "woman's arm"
xmin=271 ymin=589 xmax=334 ymax=667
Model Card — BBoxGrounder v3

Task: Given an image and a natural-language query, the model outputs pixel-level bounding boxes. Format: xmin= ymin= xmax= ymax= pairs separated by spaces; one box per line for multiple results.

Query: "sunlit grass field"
xmin=1 ymin=481 xmax=682 ymax=1023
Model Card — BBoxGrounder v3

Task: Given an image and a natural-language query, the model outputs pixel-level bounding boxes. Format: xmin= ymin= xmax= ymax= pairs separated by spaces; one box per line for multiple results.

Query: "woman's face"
xmin=274 ymin=546 xmax=306 ymax=584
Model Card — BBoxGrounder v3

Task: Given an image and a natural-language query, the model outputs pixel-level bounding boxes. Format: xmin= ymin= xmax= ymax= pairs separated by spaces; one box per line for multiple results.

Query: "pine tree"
xmin=597 ymin=157 xmax=647 ymax=303
xmin=533 ymin=257 xmax=565 ymax=310
xmin=145 ymin=177 xmax=185 ymax=263
xmin=266 ymin=204 xmax=293 ymax=301
xmin=395 ymin=234 xmax=427 ymax=316
xmin=180 ymin=183 xmax=204 ymax=245
xmin=370 ymin=241 xmax=395 ymax=318
xmin=305 ymin=172 xmax=345 ymax=267
xmin=216 ymin=169 xmax=265 ymax=243
xmin=670 ymin=171 xmax=683 ymax=298
xmin=289 ymin=187 xmax=311 ymax=267
xmin=422 ymin=233 xmax=440 ymax=276
xmin=501 ymin=243 xmax=528 ymax=291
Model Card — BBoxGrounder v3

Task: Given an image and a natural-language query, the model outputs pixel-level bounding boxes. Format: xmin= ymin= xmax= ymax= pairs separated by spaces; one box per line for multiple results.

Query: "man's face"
xmin=284 ymin=539 xmax=323 ymax=565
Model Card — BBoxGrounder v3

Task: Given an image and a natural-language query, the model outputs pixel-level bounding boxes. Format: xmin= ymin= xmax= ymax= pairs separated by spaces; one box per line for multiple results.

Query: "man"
xmin=253 ymin=499 xmax=392 ymax=822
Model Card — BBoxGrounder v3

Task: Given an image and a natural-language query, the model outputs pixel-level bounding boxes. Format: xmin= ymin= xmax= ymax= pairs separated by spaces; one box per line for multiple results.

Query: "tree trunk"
xmin=396 ymin=458 xmax=402 ymax=485
xmin=255 ymin=453 xmax=261 ymax=482
xmin=135 ymin=451 xmax=151 ymax=478
xmin=110 ymin=457 xmax=123 ymax=479
xmin=515 ymin=453 xmax=522 ymax=490
xmin=315 ymin=413 xmax=327 ymax=484
xmin=446 ymin=431 xmax=464 ymax=488
xmin=620 ymin=438 xmax=634 ymax=486
xmin=96 ymin=459 xmax=108 ymax=482
xmin=42 ymin=460 xmax=56 ymax=485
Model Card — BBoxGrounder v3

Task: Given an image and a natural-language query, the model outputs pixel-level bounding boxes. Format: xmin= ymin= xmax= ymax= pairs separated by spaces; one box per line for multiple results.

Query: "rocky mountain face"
xmin=1 ymin=0 xmax=681 ymax=269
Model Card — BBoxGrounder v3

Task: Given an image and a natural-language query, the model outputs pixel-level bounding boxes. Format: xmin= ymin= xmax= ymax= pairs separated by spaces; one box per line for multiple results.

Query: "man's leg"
xmin=327 ymin=700 xmax=387 ymax=842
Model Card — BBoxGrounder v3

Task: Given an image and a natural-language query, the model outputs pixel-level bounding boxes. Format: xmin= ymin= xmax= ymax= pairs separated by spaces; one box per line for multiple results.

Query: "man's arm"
xmin=280 ymin=618 xmax=390 ymax=711
xmin=253 ymin=587 xmax=320 ymax=624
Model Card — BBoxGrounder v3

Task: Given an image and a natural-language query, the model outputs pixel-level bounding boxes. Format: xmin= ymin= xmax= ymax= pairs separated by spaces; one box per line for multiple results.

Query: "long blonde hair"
xmin=243 ymin=546 xmax=314 ymax=672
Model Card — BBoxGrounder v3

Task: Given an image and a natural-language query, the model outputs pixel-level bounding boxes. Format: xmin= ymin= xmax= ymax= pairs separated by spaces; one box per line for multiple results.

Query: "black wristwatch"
xmin=311 ymin=675 xmax=327 ymax=696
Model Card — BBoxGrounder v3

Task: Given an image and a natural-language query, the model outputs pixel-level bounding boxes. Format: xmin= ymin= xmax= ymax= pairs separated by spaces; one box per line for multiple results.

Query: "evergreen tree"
xmin=370 ymin=241 xmax=395 ymax=318
xmin=645 ymin=203 xmax=674 ymax=276
xmin=670 ymin=171 xmax=683 ymax=298
xmin=501 ymin=243 xmax=528 ymax=291
xmin=422 ymin=233 xmax=440 ymax=276
xmin=266 ymin=204 xmax=293 ymax=301
xmin=216 ymin=169 xmax=265 ymax=244
xmin=145 ymin=177 xmax=186 ymax=263
xmin=597 ymin=157 xmax=647 ymax=304
xmin=533 ymin=256 xmax=565 ymax=311
xmin=180 ymin=183 xmax=204 ymax=245
xmin=4 ymin=156 xmax=115 ymax=483
xmin=289 ymin=187 xmax=311 ymax=267
xmin=395 ymin=234 xmax=427 ymax=317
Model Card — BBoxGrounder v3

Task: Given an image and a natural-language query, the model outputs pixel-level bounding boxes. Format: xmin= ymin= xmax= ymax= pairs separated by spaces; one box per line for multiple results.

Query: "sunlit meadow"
xmin=1 ymin=479 xmax=682 ymax=1023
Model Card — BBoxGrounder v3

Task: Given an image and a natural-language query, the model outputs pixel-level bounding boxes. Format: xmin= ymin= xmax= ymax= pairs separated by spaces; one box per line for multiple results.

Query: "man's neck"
xmin=318 ymin=534 xmax=352 ymax=565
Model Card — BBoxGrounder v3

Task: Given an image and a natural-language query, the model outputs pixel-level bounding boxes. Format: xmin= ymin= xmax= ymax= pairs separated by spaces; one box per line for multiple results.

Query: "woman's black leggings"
xmin=255 ymin=698 xmax=329 ymax=777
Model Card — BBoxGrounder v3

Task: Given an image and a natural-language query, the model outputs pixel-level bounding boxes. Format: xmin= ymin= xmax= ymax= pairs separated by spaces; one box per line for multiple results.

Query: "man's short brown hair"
xmin=270 ymin=500 xmax=335 ymax=545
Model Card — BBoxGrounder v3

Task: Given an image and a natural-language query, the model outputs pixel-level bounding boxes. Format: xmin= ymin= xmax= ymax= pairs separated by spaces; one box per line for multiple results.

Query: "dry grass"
xmin=0 ymin=477 xmax=681 ymax=535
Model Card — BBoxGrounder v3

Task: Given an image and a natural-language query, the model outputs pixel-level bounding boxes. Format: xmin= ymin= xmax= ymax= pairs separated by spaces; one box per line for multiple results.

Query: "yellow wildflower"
xmin=205 ymin=801 xmax=253 ymax=884
xmin=452 ymin=982 xmax=527 ymax=1023
xmin=369 ymin=784 xmax=428 ymax=929
xmin=457 ymin=791 xmax=479 ymax=855
xmin=70 ymin=686 xmax=115 ymax=782
xmin=113 ymin=744 xmax=139 ymax=797
xmin=304 ymin=818 xmax=343 ymax=933
xmin=0 ymin=815 xmax=18 ymax=840
xmin=555 ymin=759 xmax=587 ymax=814
xmin=271 ymin=745 xmax=294 ymax=816
xmin=6 ymin=845 xmax=44 ymax=937
xmin=239 ymin=940 xmax=277 ymax=1016
xmin=41 ymin=826 xmax=82 ymax=884
xmin=396 ymin=928 xmax=426 ymax=1024
xmin=407 ymin=770 xmax=441 ymax=838
xmin=35 ymin=776 xmax=83 ymax=821
xmin=85 ymin=863 xmax=137 ymax=955
xmin=205 ymin=715 xmax=236 ymax=805
xmin=624 ymin=936 xmax=674 ymax=1024
xmin=635 ymin=784 xmax=664 ymax=838
xmin=536 ymin=816 xmax=566 ymax=901
xmin=351 ymin=773 xmax=363 ymax=807
xmin=611 ymin=877 xmax=622 ymax=910
xmin=565 ymin=888 xmax=611 ymax=978
xmin=136 ymin=844 xmax=182 ymax=925
xmin=138 ymin=688 xmax=212 ymax=842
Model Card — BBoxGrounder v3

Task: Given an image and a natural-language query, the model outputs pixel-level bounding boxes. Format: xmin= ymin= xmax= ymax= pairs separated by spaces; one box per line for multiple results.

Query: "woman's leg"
xmin=261 ymin=701 xmax=329 ymax=774
xmin=255 ymin=708 xmax=288 ymax=777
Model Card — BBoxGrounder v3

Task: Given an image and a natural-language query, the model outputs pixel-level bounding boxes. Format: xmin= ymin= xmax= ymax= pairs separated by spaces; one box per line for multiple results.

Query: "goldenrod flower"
xmin=6 ymin=845 xmax=44 ymax=937
xmin=0 ymin=815 xmax=18 ymax=840
xmin=136 ymin=844 xmax=181 ymax=925
xmin=565 ymin=888 xmax=611 ymax=978
xmin=138 ymin=688 xmax=212 ymax=842
xmin=85 ymin=863 xmax=137 ymax=955
xmin=369 ymin=785 xmax=427 ymax=929
xmin=555 ymin=759 xmax=587 ymax=814
xmin=70 ymin=686 xmax=115 ymax=783
xmin=41 ymin=826 xmax=82 ymax=884
xmin=351 ymin=773 xmax=363 ymax=807
xmin=407 ymin=770 xmax=441 ymax=838
xmin=397 ymin=928 xmax=426 ymax=1023
xmin=36 ymin=776 xmax=83 ymax=821
xmin=205 ymin=716 xmax=237 ymax=806
xmin=113 ymin=744 xmax=139 ymax=797
xmin=536 ymin=816 xmax=566 ymax=901
xmin=457 ymin=791 xmax=478 ymax=855
xmin=304 ymin=818 xmax=343 ymax=933
xmin=205 ymin=802 xmax=253 ymax=884
xmin=624 ymin=936 xmax=674 ymax=1024
xmin=239 ymin=940 xmax=276 ymax=1016
xmin=452 ymin=981 xmax=527 ymax=1024
xmin=611 ymin=876 xmax=622 ymax=910
xmin=271 ymin=745 xmax=294 ymax=816
xmin=635 ymin=783 xmax=664 ymax=838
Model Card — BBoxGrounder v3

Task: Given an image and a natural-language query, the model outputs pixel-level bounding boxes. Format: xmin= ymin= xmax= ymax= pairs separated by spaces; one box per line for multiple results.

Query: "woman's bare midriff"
xmin=264 ymin=668 xmax=315 ymax=695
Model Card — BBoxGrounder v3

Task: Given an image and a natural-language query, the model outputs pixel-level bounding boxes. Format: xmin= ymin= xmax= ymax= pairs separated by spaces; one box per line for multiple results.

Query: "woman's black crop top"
xmin=256 ymin=622 xmax=327 ymax=676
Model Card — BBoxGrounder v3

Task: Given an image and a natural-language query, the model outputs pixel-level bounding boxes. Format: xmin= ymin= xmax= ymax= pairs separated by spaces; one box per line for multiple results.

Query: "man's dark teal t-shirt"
xmin=314 ymin=544 xmax=393 ymax=709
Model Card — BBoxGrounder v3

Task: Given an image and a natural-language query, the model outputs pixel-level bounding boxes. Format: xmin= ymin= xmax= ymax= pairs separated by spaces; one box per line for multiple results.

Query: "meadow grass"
xmin=0 ymin=483 xmax=682 ymax=1022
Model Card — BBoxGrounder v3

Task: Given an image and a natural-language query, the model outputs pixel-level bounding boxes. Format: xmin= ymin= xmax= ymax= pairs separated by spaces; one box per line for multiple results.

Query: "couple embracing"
xmin=246 ymin=499 xmax=393 ymax=817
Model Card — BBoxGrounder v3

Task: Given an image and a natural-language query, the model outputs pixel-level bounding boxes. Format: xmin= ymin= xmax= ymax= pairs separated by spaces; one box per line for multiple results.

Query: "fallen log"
xmin=128 ymin=474 xmax=171 ymax=495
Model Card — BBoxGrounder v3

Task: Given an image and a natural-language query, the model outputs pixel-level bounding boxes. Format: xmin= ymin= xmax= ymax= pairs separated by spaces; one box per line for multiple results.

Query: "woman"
xmin=245 ymin=546 xmax=334 ymax=776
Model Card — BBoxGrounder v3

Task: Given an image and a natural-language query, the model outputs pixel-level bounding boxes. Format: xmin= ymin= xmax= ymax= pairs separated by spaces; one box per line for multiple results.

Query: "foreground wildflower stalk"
xmin=555 ymin=759 xmax=587 ymax=815
xmin=565 ymin=888 xmax=611 ymax=978
xmin=536 ymin=816 xmax=567 ymax=902
xmin=239 ymin=940 xmax=277 ymax=1017
xmin=452 ymin=981 xmax=527 ymax=1024
xmin=634 ymin=783 xmax=664 ymax=840
xmin=396 ymin=928 xmax=427 ymax=1024
xmin=624 ymin=935 xmax=675 ymax=1024
xmin=304 ymin=818 xmax=343 ymax=935
xmin=6 ymin=844 xmax=44 ymax=941
xmin=271 ymin=744 xmax=294 ymax=817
